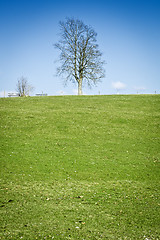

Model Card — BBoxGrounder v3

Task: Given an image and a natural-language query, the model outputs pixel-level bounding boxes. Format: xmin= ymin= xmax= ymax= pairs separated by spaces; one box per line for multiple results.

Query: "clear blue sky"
xmin=0 ymin=0 xmax=160 ymax=96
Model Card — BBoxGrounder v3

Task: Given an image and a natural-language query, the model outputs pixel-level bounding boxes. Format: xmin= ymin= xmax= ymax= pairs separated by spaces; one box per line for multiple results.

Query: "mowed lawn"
xmin=0 ymin=95 xmax=160 ymax=239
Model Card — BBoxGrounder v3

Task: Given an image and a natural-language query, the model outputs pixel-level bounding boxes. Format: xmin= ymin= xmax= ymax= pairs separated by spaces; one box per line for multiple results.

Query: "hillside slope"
xmin=0 ymin=95 xmax=160 ymax=239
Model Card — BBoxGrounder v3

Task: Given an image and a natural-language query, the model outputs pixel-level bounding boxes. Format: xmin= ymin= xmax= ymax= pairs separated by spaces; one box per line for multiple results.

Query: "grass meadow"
xmin=0 ymin=95 xmax=160 ymax=239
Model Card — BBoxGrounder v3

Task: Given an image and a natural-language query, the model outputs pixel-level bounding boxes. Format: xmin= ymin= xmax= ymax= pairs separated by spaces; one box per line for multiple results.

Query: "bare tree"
xmin=16 ymin=76 xmax=34 ymax=97
xmin=54 ymin=18 xmax=105 ymax=95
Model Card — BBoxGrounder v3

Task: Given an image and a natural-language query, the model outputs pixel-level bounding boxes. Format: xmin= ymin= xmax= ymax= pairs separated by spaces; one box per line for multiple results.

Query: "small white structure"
xmin=8 ymin=92 xmax=20 ymax=97
xmin=36 ymin=93 xmax=48 ymax=96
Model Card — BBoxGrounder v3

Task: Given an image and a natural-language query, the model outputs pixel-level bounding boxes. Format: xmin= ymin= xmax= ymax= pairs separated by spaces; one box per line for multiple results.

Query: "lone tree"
xmin=55 ymin=18 xmax=105 ymax=95
xmin=16 ymin=76 xmax=34 ymax=97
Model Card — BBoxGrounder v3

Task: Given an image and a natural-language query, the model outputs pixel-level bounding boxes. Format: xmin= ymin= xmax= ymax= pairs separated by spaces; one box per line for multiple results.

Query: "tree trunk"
xmin=78 ymin=79 xmax=82 ymax=95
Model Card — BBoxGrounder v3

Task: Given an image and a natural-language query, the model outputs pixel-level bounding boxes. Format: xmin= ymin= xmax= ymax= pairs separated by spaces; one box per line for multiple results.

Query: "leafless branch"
xmin=54 ymin=18 xmax=105 ymax=95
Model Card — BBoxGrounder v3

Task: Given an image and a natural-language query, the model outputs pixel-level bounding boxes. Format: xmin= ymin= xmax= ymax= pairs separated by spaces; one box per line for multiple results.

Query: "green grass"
xmin=0 ymin=95 xmax=160 ymax=239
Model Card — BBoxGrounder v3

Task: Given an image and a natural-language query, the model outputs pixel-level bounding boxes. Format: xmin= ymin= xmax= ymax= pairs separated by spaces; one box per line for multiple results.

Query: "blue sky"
xmin=0 ymin=0 xmax=160 ymax=96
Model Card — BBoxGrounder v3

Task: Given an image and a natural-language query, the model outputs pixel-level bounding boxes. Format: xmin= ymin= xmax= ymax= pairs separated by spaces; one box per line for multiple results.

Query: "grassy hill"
xmin=0 ymin=95 xmax=160 ymax=239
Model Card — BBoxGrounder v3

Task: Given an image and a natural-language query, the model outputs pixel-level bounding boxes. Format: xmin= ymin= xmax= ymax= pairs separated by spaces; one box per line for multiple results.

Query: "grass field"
xmin=0 ymin=95 xmax=160 ymax=239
